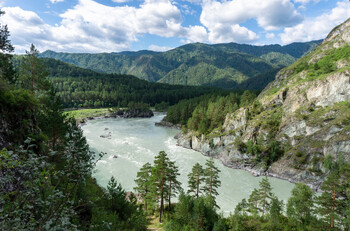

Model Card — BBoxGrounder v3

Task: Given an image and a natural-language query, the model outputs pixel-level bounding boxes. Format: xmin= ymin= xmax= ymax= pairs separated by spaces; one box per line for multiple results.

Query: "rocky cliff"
xmin=176 ymin=18 xmax=350 ymax=190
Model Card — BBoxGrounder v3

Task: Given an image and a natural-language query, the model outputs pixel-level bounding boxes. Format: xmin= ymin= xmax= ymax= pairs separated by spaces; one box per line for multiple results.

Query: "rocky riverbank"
xmin=77 ymin=108 xmax=154 ymax=125
xmin=175 ymin=132 xmax=324 ymax=191
xmin=155 ymin=117 xmax=182 ymax=129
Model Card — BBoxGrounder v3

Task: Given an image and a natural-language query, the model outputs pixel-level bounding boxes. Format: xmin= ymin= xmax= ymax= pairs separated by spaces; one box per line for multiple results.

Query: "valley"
xmin=0 ymin=3 xmax=349 ymax=230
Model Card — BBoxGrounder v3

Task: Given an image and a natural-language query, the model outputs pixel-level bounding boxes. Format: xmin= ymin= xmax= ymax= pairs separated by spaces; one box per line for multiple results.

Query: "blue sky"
xmin=0 ymin=0 xmax=349 ymax=53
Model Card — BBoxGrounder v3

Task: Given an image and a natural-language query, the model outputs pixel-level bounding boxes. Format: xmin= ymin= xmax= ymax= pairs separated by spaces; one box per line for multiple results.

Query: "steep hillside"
xmin=176 ymin=19 xmax=350 ymax=189
xmin=30 ymin=58 xmax=225 ymax=108
xmin=40 ymin=41 xmax=320 ymax=89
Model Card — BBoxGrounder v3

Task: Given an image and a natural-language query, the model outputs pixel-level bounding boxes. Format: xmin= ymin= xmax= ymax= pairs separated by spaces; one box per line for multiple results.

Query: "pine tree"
xmin=316 ymin=163 xmax=350 ymax=229
xmin=269 ymin=196 xmax=284 ymax=226
xmin=188 ymin=163 xmax=204 ymax=198
xmin=257 ymin=177 xmax=274 ymax=216
xmin=166 ymin=160 xmax=182 ymax=209
xmin=287 ymin=183 xmax=314 ymax=228
xmin=248 ymin=188 xmax=259 ymax=216
xmin=150 ymin=151 xmax=169 ymax=223
xmin=134 ymin=162 xmax=152 ymax=211
xmin=203 ymin=158 xmax=221 ymax=200
xmin=19 ymin=44 xmax=50 ymax=94
xmin=0 ymin=10 xmax=16 ymax=84
xmin=39 ymin=87 xmax=67 ymax=150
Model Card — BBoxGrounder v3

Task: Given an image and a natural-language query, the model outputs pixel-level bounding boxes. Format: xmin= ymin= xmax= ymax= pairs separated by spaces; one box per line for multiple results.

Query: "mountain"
xmin=40 ymin=41 xmax=321 ymax=89
xmin=175 ymin=19 xmax=350 ymax=189
xmin=39 ymin=57 xmax=224 ymax=108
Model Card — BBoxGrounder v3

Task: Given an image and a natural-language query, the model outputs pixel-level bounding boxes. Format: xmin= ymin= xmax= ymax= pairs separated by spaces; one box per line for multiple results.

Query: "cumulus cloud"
xmin=1 ymin=0 xmax=206 ymax=53
xmin=184 ymin=25 xmax=208 ymax=43
xmin=280 ymin=1 xmax=350 ymax=44
xmin=199 ymin=0 xmax=302 ymax=43
xmin=208 ymin=24 xmax=258 ymax=43
xmin=200 ymin=0 xmax=303 ymax=31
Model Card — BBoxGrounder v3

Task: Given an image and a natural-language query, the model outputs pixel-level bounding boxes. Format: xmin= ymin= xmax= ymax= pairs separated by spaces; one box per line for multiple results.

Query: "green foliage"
xmin=256 ymin=177 xmax=274 ymax=216
xmin=246 ymin=140 xmax=260 ymax=156
xmin=0 ymin=85 xmax=39 ymax=147
xmin=18 ymin=44 xmax=50 ymax=94
xmin=13 ymin=57 xmax=222 ymax=108
xmin=149 ymin=151 xmax=170 ymax=223
xmin=165 ymin=160 xmax=182 ymax=209
xmin=316 ymin=162 xmax=350 ymax=230
xmin=166 ymin=90 xmax=257 ymax=134
xmin=0 ymin=10 xmax=16 ymax=84
xmin=40 ymin=41 xmax=320 ymax=89
xmin=0 ymin=26 xmax=148 ymax=229
xmin=287 ymin=183 xmax=315 ymax=228
xmin=134 ymin=162 xmax=152 ymax=211
xmin=165 ymin=193 xmax=226 ymax=231
xmin=101 ymin=177 xmax=148 ymax=231
xmin=294 ymin=45 xmax=350 ymax=78
xmin=203 ymin=158 xmax=221 ymax=201
xmin=154 ymin=101 xmax=169 ymax=111
xmin=187 ymin=163 xmax=205 ymax=198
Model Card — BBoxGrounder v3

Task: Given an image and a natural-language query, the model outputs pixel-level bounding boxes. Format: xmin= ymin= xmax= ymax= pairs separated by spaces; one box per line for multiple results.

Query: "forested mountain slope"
xmin=12 ymin=56 xmax=226 ymax=108
xmin=172 ymin=18 xmax=350 ymax=190
xmin=40 ymin=41 xmax=321 ymax=89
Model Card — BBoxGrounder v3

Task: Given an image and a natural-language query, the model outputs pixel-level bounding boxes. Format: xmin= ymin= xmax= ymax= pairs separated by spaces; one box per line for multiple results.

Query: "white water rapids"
xmin=82 ymin=113 xmax=294 ymax=215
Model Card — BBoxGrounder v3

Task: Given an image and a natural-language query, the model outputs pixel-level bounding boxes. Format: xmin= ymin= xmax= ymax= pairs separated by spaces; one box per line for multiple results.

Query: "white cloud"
xmin=266 ymin=33 xmax=275 ymax=39
xmin=1 ymin=0 xmax=207 ymax=53
xmin=280 ymin=1 xmax=350 ymax=44
xmin=148 ymin=44 xmax=173 ymax=51
xmin=50 ymin=0 xmax=64 ymax=3
xmin=184 ymin=25 xmax=208 ymax=43
xmin=199 ymin=0 xmax=302 ymax=43
xmin=208 ymin=23 xmax=258 ymax=43
xmin=200 ymin=0 xmax=303 ymax=31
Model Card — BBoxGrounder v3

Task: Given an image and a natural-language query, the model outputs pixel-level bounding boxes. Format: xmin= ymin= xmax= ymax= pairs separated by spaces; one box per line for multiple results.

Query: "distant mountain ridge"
xmin=40 ymin=41 xmax=321 ymax=89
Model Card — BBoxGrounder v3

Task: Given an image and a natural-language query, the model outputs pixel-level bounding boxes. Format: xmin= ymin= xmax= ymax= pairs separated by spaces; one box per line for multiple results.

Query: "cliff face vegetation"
xmin=176 ymin=19 xmax=350 ymax=189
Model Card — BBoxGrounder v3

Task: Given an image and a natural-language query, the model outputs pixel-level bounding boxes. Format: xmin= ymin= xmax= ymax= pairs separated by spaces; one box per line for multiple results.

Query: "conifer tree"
xmin=316 ymin=162 xmax=350 ymax=229
xmin=150 ymin=151 xmax=169 ymax=223
xmin=39 ymin=87 xmax=67 ymax=150
xmin=269 ymin=196 xmax=284 ymax=226
xmin=0 ymin=10 xmax=15 ymax=84
xmin=188 ymin=163 xmax=204 ymax=198
xmin=248 ymin=188 xmax=259 ymax=215
xmin=287 ymin=183 xmax=314 ymax=228
xmin=19 ymin=44 xmax=50 ymax=94
xmin=166 ymin=160 xmax=182 ymax=209
xmin=134 ymin=162 xmax=152 ymax=211
xmin=203 ymin=158 xmax=221 ymax=199
xmin=257 ymin=177 xmax=274 ymax=216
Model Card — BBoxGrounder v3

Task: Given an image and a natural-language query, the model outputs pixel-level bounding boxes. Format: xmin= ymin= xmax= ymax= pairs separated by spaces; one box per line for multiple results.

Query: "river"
xmin=82 ymin=113 xmax=294 ymax=215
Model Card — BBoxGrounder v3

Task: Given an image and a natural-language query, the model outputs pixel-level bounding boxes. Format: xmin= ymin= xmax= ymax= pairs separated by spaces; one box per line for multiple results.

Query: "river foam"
xmin=82 ymin=114 xmax=294 ymax=216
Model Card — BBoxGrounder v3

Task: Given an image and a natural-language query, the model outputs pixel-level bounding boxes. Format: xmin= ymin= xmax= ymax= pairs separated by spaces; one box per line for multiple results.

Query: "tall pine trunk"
xmin=196 ymin=175 xmax=199 ymax=198
xmin=159 ymin=183 xmax=164 ymax=223
xmin=168 ymin=182 xmax=172 ymax=209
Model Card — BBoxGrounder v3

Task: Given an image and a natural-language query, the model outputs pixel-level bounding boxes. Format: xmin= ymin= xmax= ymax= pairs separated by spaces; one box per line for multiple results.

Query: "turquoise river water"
xmin=82 ymin=113 xmax=294 ymax=215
